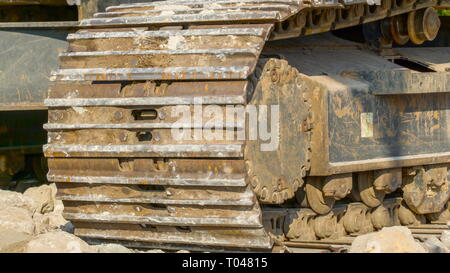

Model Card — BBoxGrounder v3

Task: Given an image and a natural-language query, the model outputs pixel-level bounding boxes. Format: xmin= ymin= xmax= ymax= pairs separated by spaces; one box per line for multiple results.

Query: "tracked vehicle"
xmin=42 ymin=0 xmax=450 ymax=252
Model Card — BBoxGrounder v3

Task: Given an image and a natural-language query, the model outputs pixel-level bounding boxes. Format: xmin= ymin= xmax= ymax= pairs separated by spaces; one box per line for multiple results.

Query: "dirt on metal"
xmin=44 ymin=0 xmax=450 ymax=252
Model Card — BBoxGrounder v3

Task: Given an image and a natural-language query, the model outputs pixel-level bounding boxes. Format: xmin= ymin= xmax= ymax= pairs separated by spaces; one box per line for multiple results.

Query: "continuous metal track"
xmin=44 ymin=0 xmax=450 ymax=251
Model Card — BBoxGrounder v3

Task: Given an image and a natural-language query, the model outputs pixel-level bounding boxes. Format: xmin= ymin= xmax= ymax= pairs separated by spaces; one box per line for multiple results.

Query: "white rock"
xmin=22 ymin=231 xmax=96 ymax=253
xmin=23 ymin=184 xmax=56 ymax=214
xmin=422 ymin=237 xmax=449 ymax=253
xmin=0 ymin=189 xmax=37 ymax=213
xmin=0 ymin=228 xmax=32 ymax=252
xmin=146 ymin=249 xmax=165 ymax=253
xmin=53 ymin=200 xmax=65 ymax=214
xmin=440 ymin=230 xmax=450 ymax=249
xmin=0 ymin=207 xmax=35 ymax=235
xmin=349 ymin=226 xmax=427 ymax=253
xmin=33 ymin=212 xmax=73 ymax=234
xmin=96 ymin=244 xmax=133 ymax=253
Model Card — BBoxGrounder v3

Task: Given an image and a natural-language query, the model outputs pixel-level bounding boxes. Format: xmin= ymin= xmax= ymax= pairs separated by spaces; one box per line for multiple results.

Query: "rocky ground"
xmin=0 ymin=184 xmax=449 ymax=253
xmin=0 ymin=184 xmax=143 ymax=253
xmin=349 ymin=226 xmax=450 ymax=253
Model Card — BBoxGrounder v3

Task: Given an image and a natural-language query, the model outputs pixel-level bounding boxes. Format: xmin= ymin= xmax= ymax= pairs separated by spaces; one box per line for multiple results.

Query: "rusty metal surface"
xmin=266 ymin=199 xmax=387 ymax=242
xmin=265 ymin=33 xmax=450 ymax=176
xmin=51 ymin=24 xmax=272 ymax=81
xmin=79 ymin=0 xmax=305 ymax=26
xmin=45 ymin=83 xmax=271 ymax=248
xmin=403 ymin=164 xmax=450 ymax=214
xmin=269 ymin=198 xmax=450 ymax=243
xmin=44 ymin=23 xmax=273 ymax=248
xmin=76 ymin=0 xmax=450 ymax=40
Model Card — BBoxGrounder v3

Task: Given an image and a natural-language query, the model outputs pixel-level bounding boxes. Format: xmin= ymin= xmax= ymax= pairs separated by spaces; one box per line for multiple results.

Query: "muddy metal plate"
xmin=307 ymin=71 xmax=450 ymax=175
xmin=0 ymin=29 xmax=69 ymax=110
xmin=326 ymin=76 xmax=450 ymax=161
xmin=278 ymin=34 xmax=450 ymax=175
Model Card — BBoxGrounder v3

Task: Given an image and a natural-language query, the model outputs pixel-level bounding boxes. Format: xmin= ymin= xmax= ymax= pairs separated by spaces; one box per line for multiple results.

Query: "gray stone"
xmin=349 ymin=226 xmax=427 ymax=253
xmin=0 ymin=207 xmax=35 ymax=235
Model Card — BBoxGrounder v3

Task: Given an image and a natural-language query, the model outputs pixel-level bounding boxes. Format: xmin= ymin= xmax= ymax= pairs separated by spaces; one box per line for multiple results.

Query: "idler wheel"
xmin=390 ymin=15 xmax=410 ymax=45
xmin=407 ymin=7 xmax=441 ymax=45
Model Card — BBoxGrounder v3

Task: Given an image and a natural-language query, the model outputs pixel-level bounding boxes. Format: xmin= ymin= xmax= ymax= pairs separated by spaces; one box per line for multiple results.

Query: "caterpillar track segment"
xmin=44 ymin=0 xmax=450 ymax=251
xmin=44 ymin=24 xmax=310 ymax=250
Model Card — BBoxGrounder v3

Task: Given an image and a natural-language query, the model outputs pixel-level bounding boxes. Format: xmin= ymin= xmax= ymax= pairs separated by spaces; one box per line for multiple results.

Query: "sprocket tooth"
xmin=244 ymin=58 xmax=310 ymax=204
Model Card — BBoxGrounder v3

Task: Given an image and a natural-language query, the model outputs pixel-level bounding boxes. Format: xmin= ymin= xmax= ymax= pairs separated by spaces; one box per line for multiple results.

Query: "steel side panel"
xmin=0 ymin=29 xmax=69 ymax=110
xmin=310 ymin=74 xmax=450 ymax=175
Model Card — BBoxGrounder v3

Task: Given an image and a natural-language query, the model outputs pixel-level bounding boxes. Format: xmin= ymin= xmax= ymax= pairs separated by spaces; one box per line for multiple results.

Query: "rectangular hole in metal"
xmin=391 ymin=58 xmax=436 ymax=72
xmin=132 ymin=110 xmax=158 ymax=121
